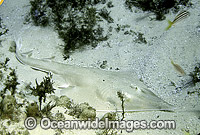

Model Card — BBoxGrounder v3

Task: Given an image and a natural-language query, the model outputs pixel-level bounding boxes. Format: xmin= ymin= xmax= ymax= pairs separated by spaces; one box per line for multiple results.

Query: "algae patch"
xmin=0 ymin=58 xmax=20 ymax=96
xmin=26 ymin=0 xmax=113 ymax=58
xmin=28 ymin=73 xmax=55 ymax=110
xmin=115 ymin=24 xmax=147 ymax=44
xmin=0 ymin=17 xmax=8 ymax=37
xmin=0 ymin=58 xmax=30 ymax=134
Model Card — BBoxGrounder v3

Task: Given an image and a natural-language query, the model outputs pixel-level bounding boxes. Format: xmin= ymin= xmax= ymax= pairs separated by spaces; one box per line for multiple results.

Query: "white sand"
xmin=0 ymin=0 xmax=200 ymax=134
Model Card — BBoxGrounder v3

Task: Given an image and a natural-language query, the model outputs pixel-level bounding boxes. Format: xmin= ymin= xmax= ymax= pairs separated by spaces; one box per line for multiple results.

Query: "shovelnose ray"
xmin=15 ymin=39 xmax=174 ymax=112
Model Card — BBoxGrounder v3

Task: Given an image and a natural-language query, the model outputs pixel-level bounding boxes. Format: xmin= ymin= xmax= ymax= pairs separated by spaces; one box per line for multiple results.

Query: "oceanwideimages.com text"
xmin=24 ymin=117 xmax=176 ymax=132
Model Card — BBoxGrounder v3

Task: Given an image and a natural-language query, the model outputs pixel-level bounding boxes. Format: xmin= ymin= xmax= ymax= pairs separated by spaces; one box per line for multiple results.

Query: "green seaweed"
xmin=0 ymin=58 xmax=21 ymax=122
xmin=189 ymin=64 xmax=200 ymax=85
xmin=56 ymin=6 xmax=108 ymax=58
xmin=29 ymin=0 xmax=49 ymax=26
xmin=26 ymin=101 xmax=41 ymax=117
xmin=115 ymin=24 xmax=130 ymax=33
xmin=136 ymin=32 xmax=147 ymax=44
xmin=0 ymin=17 xmax=9 ymax=36
xmin=0 ymin=70 xmax=3 ymax=81
xmin=99 ymin=7 xmax=114 ymax=23
xmin=0 ymin=57 xmax=10 ymax=71
xmin=183 ymin=64 xmax=200 ymax=96
xmin=0 ymin=95 xmax=20 ymax=121
xmin=124 ymin=30 xmax=147 ymax=44
xmin=96 ymin=92 xmax=126 ymax=135
xmin=0 ymin=58 xmax=19 ymax=96
xmin=29 ymin=73 xmax=55 ymax=110
xmin=187 ymin=89 xmax=200 ymax=97
xmin=3 ymin=68 xmax=20 ymax=96
xmin=56 ymin=95 xmax=73 ymax=109
xmin=117 ymin=91 xmax=125 ymax=121
xmin=115 ymin=24 xmax=147 ymax=44
xmin=68 ymin=102 xmax=96 ymax=120
xmin=41 ymin=101 xmax=56 ymax=118
xmin=107 ymin=1 xmax=114 ymax=8
xmin=27 ymin=0 xmax=110 ymax=59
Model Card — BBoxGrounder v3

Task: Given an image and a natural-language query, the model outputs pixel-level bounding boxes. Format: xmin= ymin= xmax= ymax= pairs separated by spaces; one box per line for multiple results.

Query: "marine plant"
xmin=180 ymin=64 xmax=200 ymax=96
xmin=99 ymin=7 xmax=114 ymax=23
xmin=117 ymin=91 xmax=126 ymax=121
xmin=29 ymin=73 xmax=55 ymax=110
xmin=0 ymin=57 xmax=9 ymax=71
xmin=26 ymin=101 xmax=41 ymax=117
xmin=187 ymin=89 xmax=200 ymax=97
xmin=107 ymin=1 xmax=114 ymax=8
xmin=0 ymin=58 xmax=22 ymax=122
xmin=68 ymin=102 xmax=96 ymax=120
xmin=0 ymin=70 xmax=3 ymax=81
xmin=0 ymin=95 xmax=17 ymax=120
xmin=29 ymin=0 xmax=49 ymax=26
xmin=3 ymin=68 xmax=20 ymax=96
xmin=41 ymin=100 xmax=56 ymax=118
xmin=0 ymin=17 xmax=8 ymax=36
xmin=0 ymin=58 xmax=20 ymax=96
xmin=96 ymin=112 xmax=119 ymax=135
xmin=27 ymin=0 xmax=112 ymax=59
xmin=115 ymin=24 xmax=130 ymax=33
xmin=124 ymin=0 xmax=192 ymax=20
xmin=96 ymin=91 xmax=126 ymax=135
xmin=115 ymin=24 xmax=147 ymax=44
xmin=56 ymin=95 xmax=73 ymax=109
xmin=189 ymin=64 xmax=200 ymax=85
xmin=124 ymin=30 xmax=147 ymax=44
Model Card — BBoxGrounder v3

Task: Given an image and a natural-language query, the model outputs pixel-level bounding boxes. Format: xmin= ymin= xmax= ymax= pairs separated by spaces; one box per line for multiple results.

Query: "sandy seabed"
xmin=0 ymin=0 xmax=200 ymax=134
